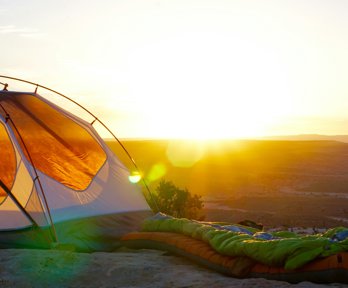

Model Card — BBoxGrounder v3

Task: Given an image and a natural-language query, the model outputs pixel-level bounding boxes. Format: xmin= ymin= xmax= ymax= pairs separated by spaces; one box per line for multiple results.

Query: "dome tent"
xmin=0 ymin=76 xmax=152 ymax=251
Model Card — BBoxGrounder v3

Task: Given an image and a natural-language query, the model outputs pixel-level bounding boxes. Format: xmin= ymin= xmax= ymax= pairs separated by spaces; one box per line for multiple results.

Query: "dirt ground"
xmin=204 ymin=195 xmax=348 ymax=229
xmin=0 ymin=248 xmax=346 ymax=288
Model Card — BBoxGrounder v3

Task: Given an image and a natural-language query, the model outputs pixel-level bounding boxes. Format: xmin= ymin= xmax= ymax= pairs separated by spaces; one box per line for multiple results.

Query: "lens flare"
xmin=128 ymin=172 xmax=142 ymax=183
xmin=147 ymin=163 xmax=167 ymax=182
xmin=166 ymin=140 xmax=205 ymax=167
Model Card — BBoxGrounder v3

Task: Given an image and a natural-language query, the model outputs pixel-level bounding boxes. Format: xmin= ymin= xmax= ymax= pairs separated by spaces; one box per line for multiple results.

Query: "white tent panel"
xmin=38 ymin=160 xmax=150 ymax=223
xmin=12 ymin=159 xmax=35 ymax=208
xmin=0 ymin=197 xmax=32 ymax=229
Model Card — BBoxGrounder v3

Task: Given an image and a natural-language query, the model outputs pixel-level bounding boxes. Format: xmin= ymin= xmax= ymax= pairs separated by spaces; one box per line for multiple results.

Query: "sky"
xmin=1 ymin=0 xmax=348 ymax=139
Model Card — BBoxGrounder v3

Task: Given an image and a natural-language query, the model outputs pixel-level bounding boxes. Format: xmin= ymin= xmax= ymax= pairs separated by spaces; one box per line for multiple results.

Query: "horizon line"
xmin=103 ymin=133 xmax=348 ymax=142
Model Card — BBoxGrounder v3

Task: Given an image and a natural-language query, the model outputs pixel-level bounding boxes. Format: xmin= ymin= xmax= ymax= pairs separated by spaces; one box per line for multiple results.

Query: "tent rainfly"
xmin=0 ymin=77 xmax=152 ymax=251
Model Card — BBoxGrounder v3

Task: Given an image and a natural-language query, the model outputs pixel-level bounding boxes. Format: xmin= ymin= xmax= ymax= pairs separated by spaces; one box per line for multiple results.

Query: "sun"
xmin=117 ymin=30 xmax=295 ymax=140
xmin=124 ymin=97 xmax=287 ymax=140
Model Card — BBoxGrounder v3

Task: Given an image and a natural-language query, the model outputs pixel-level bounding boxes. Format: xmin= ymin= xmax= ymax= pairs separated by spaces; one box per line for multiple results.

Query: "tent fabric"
xmin=0 ymin=90 xmax=151 ymax=249
xmin=0 ymin=122 xmax=16 ymax=199
xmin=0 ymin=92 xmax=106 ymax=191
xmin=0 ymin=117 xmax=39 ymax=230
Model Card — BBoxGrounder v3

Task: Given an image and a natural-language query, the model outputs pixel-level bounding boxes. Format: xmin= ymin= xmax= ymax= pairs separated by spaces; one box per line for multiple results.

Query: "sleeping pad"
xmin=141 ymin=213 xmax=348 ymax=270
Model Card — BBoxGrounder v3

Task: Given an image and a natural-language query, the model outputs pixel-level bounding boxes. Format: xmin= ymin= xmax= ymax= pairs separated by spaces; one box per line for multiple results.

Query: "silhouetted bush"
xmin=150 ymin=180 xmax=204 ymax=220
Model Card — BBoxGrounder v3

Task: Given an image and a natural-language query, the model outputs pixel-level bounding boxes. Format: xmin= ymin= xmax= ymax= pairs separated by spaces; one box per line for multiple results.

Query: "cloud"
xmin=0 ymin=25 xmax=44 ymax=38
xmin=0 ymin=25 xmax=28 ymax=33
xmin=19 ymin=32 xmax=45 ymax=39
xmin=0 ymin=8 xmax=8 ymax=15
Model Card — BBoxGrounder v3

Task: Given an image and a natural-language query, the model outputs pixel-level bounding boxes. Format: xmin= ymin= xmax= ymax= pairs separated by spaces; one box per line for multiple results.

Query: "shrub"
xmin=150 ymin=180 xmax=204 ymax=220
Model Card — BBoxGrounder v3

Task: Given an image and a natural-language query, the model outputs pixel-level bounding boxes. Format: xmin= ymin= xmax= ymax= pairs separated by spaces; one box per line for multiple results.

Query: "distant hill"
xmin=106 ymin=139 xmax=348 ymax=197
xmin=260 ymin=134 xmax=348 ymax=143
xmin=106 ymin=138 xmax=348 ymax=227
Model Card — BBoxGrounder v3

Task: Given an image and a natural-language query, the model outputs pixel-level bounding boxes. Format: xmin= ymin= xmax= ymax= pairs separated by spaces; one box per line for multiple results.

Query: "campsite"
xmin=0 ymin=82 xmax=347 ymax=286
xmin=2 ymin=0 xmax=348 ymax=286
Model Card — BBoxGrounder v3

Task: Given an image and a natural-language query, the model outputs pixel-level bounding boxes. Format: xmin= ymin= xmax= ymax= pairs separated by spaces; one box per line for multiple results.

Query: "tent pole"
xmin=33 ymin=176 xmax=59 ymax=243
xmin=96 ymin=120 xmax=160 ymax=212
xmin=0 ymin=180 xmax=39 ymax=227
